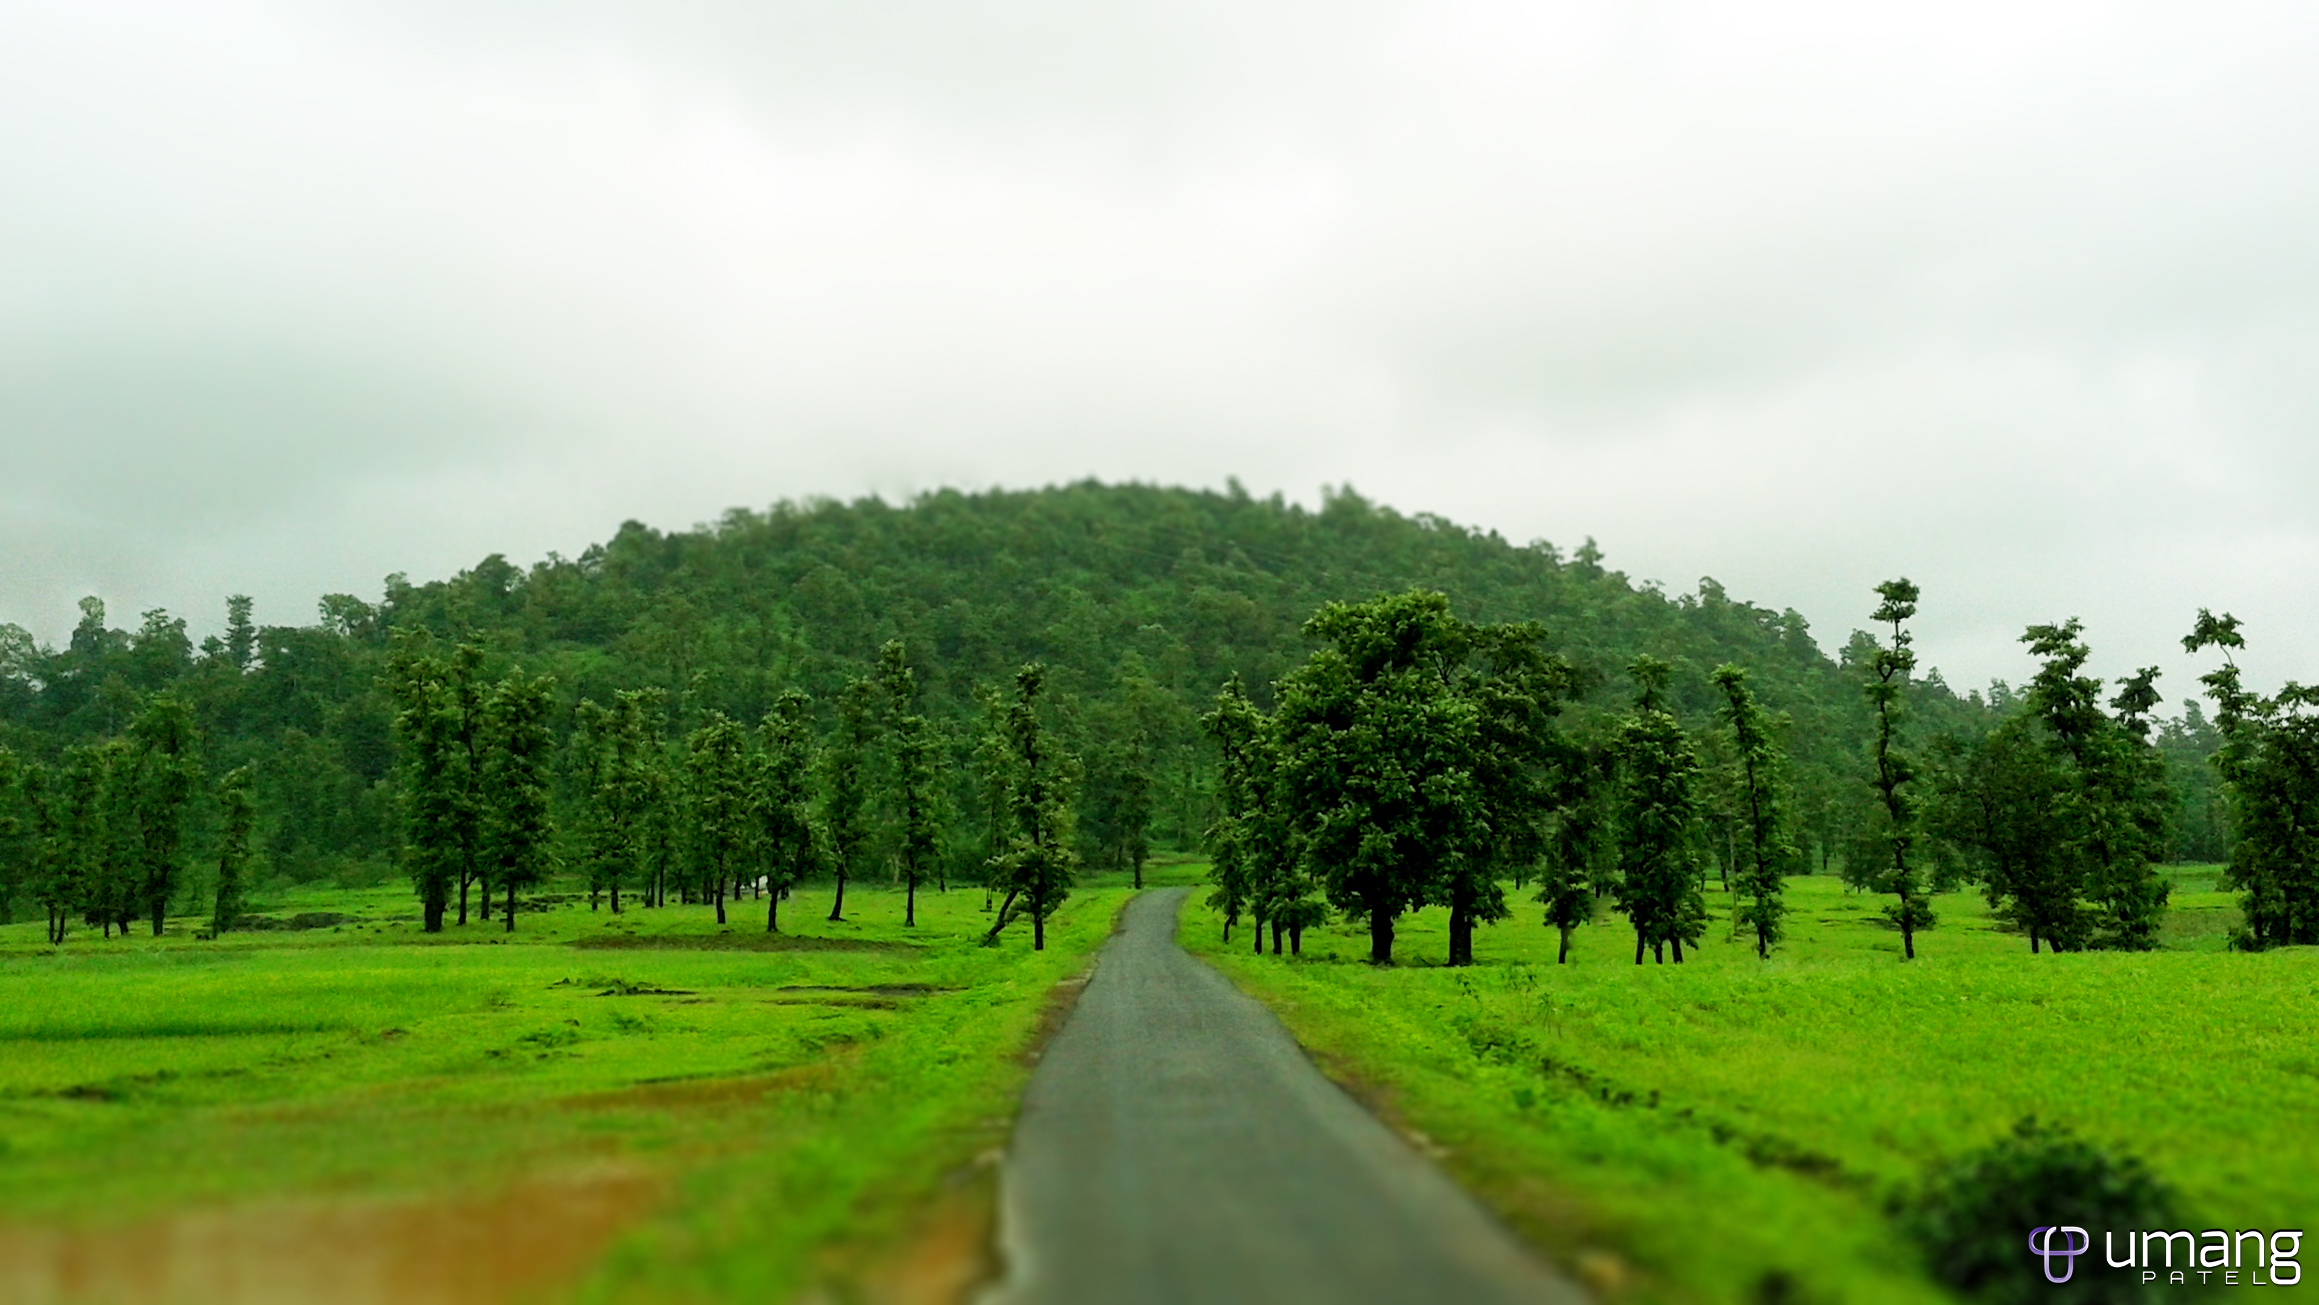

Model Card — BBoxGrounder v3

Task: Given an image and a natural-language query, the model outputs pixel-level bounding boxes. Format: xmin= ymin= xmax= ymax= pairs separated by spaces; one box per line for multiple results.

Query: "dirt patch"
xmin=0 ymin=1164 xmax=661 ymax=1305
xmin=820 ymin=1157 xmax=1003 ymax=1305
xmin=776 ymin=984 xmax=948 ymax=998
xmin=572 ymin=933 xmax=915 ymax=954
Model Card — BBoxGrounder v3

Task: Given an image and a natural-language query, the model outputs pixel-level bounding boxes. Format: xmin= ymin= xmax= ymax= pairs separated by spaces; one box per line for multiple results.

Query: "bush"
xmin=1904 ymin=1117 xmax=2194 ymax=1304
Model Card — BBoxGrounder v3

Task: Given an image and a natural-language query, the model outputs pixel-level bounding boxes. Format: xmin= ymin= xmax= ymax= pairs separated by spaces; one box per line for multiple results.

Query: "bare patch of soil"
xmin=0 ymin=1164 xmax=661 ymax=1305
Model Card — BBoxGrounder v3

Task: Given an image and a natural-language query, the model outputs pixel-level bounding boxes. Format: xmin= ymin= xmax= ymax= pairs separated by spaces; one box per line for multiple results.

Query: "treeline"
xmin=1211 ymin=584 xmax=2301 ymax=965
xmin=0 ymin=481 xmax=2260 ymax=948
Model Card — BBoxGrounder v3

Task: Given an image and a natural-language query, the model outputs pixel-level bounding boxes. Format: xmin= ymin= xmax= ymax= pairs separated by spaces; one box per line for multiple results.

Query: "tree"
xmin=224 ymin=594 xmax=256 ymax=672
xmin=1272 ymin=591 xmax=1484 ymax=966
xmin=983 ymin=663 xmax=1078 ymax=950
xmin=212 ymin=766 xmax=255 ymax=935
xmin=753 ymin=690 xmax=818 ymax=932
xmin=821 ymin=676 xmax=880 ymax=923
xmin=1713 ymin=664 xmax=1793 ymax=959
xmin=384 ymin=638 xmax=486 ymax=932
xmin=574 ymin=689 xmax=663 ymax=915
xmin=482 ymin=671 xmax=556 ymax=932
xmin=1612 ymin=656 xmax=1706 ymax=964
xmin=1201 ymin=675 xmax=1265 ymax=945
xmin=2183 ymin=611 xmax=2319 ymax=948
xmin=1928 ymin=717 xmax=2085 ymax=952
xmin=1538 ymin=742 xmax=1611 ymax=963
xmin=686 ymin=711 xmax=752 ymax=926
xmin=126 ymin=692 xmax=202 ymax=935
xmin=2020 ymin=621 xmax=2170 ymax=949
xmin=879 ymin=641 xmax=943 ymax=926
xmin=1854 ymin=579 xmax=1935 ymax=960
xmin=1455 ymin=620 xmax=1576 ymax=965
xmin=0 ymin=747 xmax=22 ymax=927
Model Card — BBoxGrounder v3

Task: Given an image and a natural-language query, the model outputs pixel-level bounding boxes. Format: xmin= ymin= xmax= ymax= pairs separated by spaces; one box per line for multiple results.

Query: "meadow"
xmin=1187 ymin=869 xmax=2319 ymax=1304
xmin=0 ymin=864 xmax=1201 ymax=1304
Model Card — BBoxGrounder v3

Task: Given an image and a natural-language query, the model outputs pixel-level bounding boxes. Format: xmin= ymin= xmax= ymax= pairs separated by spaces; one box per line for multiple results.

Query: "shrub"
xmin=1904 ymin=1118 xmax=2194 ymax=1304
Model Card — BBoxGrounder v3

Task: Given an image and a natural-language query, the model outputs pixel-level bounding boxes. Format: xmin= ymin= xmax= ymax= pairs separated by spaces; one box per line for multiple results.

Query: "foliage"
xmin=1712 ymin=664 xmax=1792 ymax=958
xmin=210 ymin=765 xmax=255 ymax=934
xmin=2183 ymin=611 xmax=2319 ymax=948
xmin=1853 ymin=578 xmax=1936 ymax=958
xmin=983 ymin=663 xmax=1078 ymax=950
xmin=1611 ymin=655 xmax=1707 ymax=963
xmin=1905 ymin=1118 xmax=2188 ymax=1305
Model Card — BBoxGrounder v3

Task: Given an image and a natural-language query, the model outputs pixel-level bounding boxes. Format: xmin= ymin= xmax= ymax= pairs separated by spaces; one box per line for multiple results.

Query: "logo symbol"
xmin=2029 ymin=1226 xmax=2091 ymax=1283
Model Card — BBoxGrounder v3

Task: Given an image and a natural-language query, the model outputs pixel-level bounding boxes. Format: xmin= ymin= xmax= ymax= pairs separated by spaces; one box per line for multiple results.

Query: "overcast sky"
xmin=5 ymin=0 xmax=2316 ymax=700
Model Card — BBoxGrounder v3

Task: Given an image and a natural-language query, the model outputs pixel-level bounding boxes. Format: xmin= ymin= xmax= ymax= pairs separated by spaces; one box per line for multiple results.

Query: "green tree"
xmin=126 ymin=692 xmax=202 ymax=935
xmin=1928 ymin=716 xmax=2085 ymax=951
xmin=753 ymin=690 xmax=818 ymax=932
xmin=224 ymin=594 xmax=257 ymax=672
xmin=879 ymin=641 xmax=944 ymax=926
xmin=1200 ymin=674 xmax=1267 ymax=946
xmin=482 ymin=671 xmax=556 ymax=932
xmin=1612 ymin=656 xmax=1706 ymax=964
xmin=687 ymin=711 xmax=753 ymax=926
xmin=574 ymin=689 xmax=663 ymax=914
xmin=1454 ymin=620 xmax=1575 ymax=965
xmin=1537 ymin=743 xmax=1610 ymax=963
xmin=1712 ymin=664 xmax=1793 ymax=959
xmin=211 ymin=766 xmax=256 ymax=935
xmin=983 ymin=663 xmax=1078 ymax=950
xmin=2020 ymin=621 xmax=2171 ymax=949
xmin=2183 ymin=611 xmax=2319 ymax=948
xmin=1272 ymin=591 xmax=1483 ymax=966
xmin=385 ymin=638 xmax=484 ymax=933
xmin=820 ymin=676 xmax=880 ymax=923
xmin=0 ymin=747 xmax=22 ymax=926
xmin=1854 ymin=579 xmax=1935 ymax=960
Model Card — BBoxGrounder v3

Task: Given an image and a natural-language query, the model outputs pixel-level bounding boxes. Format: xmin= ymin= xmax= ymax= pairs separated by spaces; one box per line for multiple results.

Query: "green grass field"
xmin=1186 ymin=869 xmax=2319 ymax=1304
xmin=0 ymin=861 xmax=1205 ymax=1303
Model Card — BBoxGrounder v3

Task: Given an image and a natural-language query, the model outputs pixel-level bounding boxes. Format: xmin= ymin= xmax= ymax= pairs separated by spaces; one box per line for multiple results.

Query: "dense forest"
xmin=0 ymin=481 xmax=2255 ymax=951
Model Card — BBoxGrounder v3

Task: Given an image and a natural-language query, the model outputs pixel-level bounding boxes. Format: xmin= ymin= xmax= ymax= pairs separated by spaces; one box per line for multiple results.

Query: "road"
xmin=985 ymin=887 xmax=1586 ymax=1305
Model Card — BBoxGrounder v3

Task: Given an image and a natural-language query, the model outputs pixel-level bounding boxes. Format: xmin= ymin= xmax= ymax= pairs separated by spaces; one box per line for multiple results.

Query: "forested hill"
xmin=2 ymin=481 xmax=1990 ymax=882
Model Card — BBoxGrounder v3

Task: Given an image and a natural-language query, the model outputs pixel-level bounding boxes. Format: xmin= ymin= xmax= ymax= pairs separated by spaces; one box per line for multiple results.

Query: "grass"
xmin=0 ymin=863 xmax=1174 ymax=1302
xmin=1184 ymin=868 xmax=2319 ymax=1304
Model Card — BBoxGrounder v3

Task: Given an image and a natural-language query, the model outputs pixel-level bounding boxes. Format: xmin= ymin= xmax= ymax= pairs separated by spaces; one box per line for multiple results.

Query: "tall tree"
xmin=1272 ymin=591 xmax=1483 ymax=966
xmin=127 ymin=692 xmax=201 ymax=935
xmin=2020 ymin=621 xmax=2170 ymax=949
xmin=2183 ymin=611 xmax=2319 ymax=948
xmin=879 ymin=641 xmax=943 ymax=926
xmin=821 ymin=676 xmax=880 ymax=923
xmin=1928 ymin=717 xmax=2084 ymax=951
xmin=1201 ymin=675 xmax=1266 ymax=945
xmin=224 ymin=594 xmax=257 ymax=672
xmin=483 ymin=671 xmax=556 ymax=932
xmin=687 ymin=711 xmax=752 ymax=926
xmin=385 ymin=638 xmax=483 ymax=933
xmin=1537 ymin=743 xmax=1611 ymax=963
xmin=1854 ymin=579 xmax=1935 ymax=960
xmin=0 ymin=747 xmax=22 ymax=926
xmin=753 ymin=690 xmax=818 ymax=932
xmin=211 ymin=766 xmax=255 ymax=935
xmin=983 ymin=663 xmax=1078 ymax=950
xmin=1453 ymin=620 xmax=1575 ymax=965
xmin=1713 ymin=664 xmax=1793 ymax=959
xmin=1612 ymin=656 xmax=1706 ymax=964
xmin=574 ymin=689 xmax=662 ymax=914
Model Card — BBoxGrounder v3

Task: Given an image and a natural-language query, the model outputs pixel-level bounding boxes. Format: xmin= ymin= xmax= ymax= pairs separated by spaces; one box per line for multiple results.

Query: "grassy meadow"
xmin=0 ymin=861 xmax=1203 ymax=1304
xmin=1187 ymin=869 xmax=2319 ymax=1305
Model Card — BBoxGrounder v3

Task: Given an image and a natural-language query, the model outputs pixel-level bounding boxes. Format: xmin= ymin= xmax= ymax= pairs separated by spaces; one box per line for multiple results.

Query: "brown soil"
xmin=0 ymin=1165 xmax=660 ymax=1305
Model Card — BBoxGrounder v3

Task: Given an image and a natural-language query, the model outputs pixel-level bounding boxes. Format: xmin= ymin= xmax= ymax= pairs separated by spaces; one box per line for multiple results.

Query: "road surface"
xmin=986 ymin=887 xmax=1586 ymax=1305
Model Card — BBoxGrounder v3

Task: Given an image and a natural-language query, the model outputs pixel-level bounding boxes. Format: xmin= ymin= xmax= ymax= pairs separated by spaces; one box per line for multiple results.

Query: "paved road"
xmin=986 ymin=888 xmax=1586 ymax=1305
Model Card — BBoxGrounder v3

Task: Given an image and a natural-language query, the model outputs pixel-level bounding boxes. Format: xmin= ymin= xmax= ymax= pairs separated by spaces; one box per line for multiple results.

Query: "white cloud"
xmin=3 ymin=0 xmax=2317 ymax=701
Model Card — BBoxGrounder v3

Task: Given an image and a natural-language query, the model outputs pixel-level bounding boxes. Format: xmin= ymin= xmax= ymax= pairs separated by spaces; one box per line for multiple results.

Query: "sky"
xmin=4 ymin=0 xmax=2317 ymax=701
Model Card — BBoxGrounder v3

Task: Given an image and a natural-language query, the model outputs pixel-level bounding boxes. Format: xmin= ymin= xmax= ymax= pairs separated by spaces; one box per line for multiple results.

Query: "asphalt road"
xmin=985 ymin=887 xmax=1587 ymax=1305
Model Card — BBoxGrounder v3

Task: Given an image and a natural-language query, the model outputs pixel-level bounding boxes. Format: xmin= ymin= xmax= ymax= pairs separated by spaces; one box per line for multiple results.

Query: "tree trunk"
xmin=1447 ymin=902 xmax=1472 ymax=967
xmin=504 ymin=881 xmax=516 ymax=933
xmin=1670 ymin=935 xmax=1685 ymax=964
xmin=981 ymin=888 xmax=1020 ymax=946
xmin=611 ymin=882 xmax=621 ymax=914
xmin=1368 ymin=907 xmax=1394 ymax=965
xmin=1033 ymin=905 xmax=1045 ymax=951
xmin=768 ymin=887 xmax=781 ymax=933
xmin=2030 ymin=929 xmax=2040 ymax=954
xmin=150 ymin=900 xmax=165 ymax=937
xmin=1558 ymin=922 xmax=1574 ymax=964
xmin=1634 ymin=928 xmax=1646 ymax=965
xmin=457 ymin=875 xmax=469 ymax=927
xmin=714 ymin=873 xmax=726 ymax=925
xmin=424 ymin=898 xmax=446 ymax=933
xmin=1290 ymin=923 xmax=1303 ymax=955
xmin=1653 ymin=940 xmax=1665 ymax=963
xmin=906 ymin=875 xmax=917 ymax=928
xmin=1253 ymin=911 xmax=1265 ymax=954
xmin=1133 ymin=854 xmax=1143 ymax=891
xmin=1271 ymin=919 xmax=1283 ymax=954
xmin=829 ymin=867 xmax=847 ymax=922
